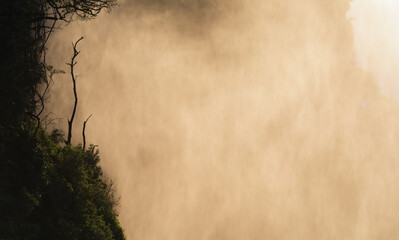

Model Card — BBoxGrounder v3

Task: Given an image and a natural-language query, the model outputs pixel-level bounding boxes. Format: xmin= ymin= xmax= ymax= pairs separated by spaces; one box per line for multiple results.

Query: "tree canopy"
xmin=0 ymin=0 xmax=126 ymax=239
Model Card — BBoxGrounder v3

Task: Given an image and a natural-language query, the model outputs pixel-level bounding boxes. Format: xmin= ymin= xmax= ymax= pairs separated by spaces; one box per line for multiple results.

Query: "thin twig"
xmin=82 ymin=114 xmax=92 ymax=151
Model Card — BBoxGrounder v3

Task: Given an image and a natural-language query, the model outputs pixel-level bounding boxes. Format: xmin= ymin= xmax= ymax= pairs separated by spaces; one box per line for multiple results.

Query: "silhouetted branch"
xmin=82 ymin=114 xmax=92 ymax=151
xmin=46 ymin=0 xmax=117 ymax=22
xmin=66 ymin=36 xmax=84 ymax=145
xmin=39 ymin=17 xmax=58 ymax=55
xmin=32 ymin=64 xmax=57 ymax=134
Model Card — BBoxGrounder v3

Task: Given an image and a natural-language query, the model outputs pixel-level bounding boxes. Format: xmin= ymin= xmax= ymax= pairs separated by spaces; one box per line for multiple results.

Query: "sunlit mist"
xmin=348 ymin=0 xmax=399 ymax=101
xmin=47 ymin=0 xmax=399 ymax=239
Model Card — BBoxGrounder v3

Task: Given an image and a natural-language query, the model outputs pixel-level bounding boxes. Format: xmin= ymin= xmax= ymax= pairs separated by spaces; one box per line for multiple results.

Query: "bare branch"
xmin=39 ymin=17 xmax=58 ymax=55
xmin=82 ymin=114 xmax=92 ymax=151
xmin=44 ymin=0 xmax=117 ymax=23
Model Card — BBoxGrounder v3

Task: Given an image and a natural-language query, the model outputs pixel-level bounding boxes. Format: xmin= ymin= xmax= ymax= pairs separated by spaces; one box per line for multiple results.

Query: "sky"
xmin=47 ymin=0 xmax=399 ymax=239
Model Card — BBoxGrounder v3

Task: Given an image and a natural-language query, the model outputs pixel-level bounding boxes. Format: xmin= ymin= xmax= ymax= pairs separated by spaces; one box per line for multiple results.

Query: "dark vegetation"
xmin=0 ymin=0 xmax=125 ymax=239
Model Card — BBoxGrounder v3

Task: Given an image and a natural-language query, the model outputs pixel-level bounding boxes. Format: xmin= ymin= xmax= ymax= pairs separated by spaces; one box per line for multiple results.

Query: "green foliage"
xmin=0 ymin=0 xmax=126 ymax=239
xmin=0 ymin=127 xmax=126 ymax=240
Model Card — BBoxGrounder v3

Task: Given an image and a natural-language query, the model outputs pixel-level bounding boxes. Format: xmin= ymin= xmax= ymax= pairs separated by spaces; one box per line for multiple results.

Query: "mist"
xmin=348 ymin=0 xmax=399 ymax=101
xmin=47 ymin=0 xmax=399 ymax=239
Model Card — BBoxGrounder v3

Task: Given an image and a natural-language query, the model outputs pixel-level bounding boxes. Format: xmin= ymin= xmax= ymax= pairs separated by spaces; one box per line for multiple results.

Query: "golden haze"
xmin=47 ymin=0 xmax=399 ymax=239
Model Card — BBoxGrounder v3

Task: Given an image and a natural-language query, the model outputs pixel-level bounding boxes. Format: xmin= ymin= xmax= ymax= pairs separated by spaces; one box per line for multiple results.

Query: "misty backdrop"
xmin=47 ymin=0 xmax=399 ymax=239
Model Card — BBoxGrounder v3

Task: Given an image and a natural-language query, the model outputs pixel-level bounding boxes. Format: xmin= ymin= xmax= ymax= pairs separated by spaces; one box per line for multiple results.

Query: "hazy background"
xmin=47 ymin=0 xmax=399 ymax=239
xmin=348 ymin=0 xmax=399 ymax=101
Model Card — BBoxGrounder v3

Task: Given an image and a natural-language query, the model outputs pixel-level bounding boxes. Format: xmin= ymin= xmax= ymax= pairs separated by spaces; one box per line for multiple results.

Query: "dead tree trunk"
xmin=66 ymin=36 xmax=84 ymax=145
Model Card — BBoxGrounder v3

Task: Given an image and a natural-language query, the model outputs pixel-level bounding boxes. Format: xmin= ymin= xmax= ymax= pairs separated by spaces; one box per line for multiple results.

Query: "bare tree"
xmin=27 ymin=0 xmax=116 ymax=132
xmin=66 ymin=36 xmax=84 ymax=145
